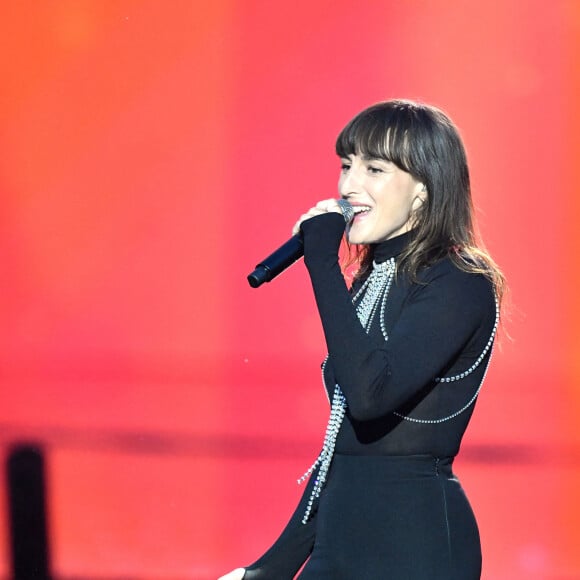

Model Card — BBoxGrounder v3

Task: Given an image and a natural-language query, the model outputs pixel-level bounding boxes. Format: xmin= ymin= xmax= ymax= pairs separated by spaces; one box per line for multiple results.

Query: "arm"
xmin=241 ymin=464 xmax=321 ymax=579
xmin=301 ymin=213 xmax=495 ymax=421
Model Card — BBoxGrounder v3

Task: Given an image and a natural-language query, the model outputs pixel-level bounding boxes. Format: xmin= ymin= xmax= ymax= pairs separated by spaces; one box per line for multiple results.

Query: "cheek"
xmin=378 ymin=195 xmax=411 ymax=218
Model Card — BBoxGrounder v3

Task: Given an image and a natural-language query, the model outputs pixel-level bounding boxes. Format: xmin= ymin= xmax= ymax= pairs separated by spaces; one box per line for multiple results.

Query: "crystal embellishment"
xmin=297 ymin=384 xmax=347 ymax=524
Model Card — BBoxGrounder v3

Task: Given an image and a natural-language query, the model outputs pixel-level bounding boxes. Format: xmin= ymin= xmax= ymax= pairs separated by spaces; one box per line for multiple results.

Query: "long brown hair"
xmin=336 ymin=100 xmax=505 ymax=304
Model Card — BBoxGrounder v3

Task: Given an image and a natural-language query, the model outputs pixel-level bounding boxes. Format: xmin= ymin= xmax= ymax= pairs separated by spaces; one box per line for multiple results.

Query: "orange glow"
xmin=0 ymin=1 xmax=578 ymax=578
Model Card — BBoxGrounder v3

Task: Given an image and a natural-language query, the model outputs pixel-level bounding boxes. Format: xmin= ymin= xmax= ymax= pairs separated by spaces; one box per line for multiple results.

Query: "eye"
xmin=367 ymin=165 xmax=384 ymax=174
xmin=340 ymin=161 xmax=351 ymax=172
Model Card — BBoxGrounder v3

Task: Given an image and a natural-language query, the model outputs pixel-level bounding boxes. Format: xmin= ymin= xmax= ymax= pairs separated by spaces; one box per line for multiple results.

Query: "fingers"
xmin=292 ymin=207 xmax=326 ymax=235
xmin=292 ymin=199 xmax=343 ymax=236
xmin=217 ymin=568 xmax=246 ymax=580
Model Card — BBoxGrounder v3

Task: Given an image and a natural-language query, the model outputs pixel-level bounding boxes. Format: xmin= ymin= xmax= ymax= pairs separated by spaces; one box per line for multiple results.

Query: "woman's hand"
xmin=292 ymin=198 xmax=345 ymax=236
xmin=217 ymin=568 xmax=245 ymax=580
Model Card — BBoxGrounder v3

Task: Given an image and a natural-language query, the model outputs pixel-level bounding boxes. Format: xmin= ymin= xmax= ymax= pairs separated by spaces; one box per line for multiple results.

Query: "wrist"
xmin=300 ymin=213 xmax=346 ymax=266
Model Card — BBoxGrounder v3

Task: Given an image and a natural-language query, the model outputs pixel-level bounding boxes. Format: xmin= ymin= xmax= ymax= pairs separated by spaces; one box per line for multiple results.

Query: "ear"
xmin=411 ymin=182 xmax=427 ymax=211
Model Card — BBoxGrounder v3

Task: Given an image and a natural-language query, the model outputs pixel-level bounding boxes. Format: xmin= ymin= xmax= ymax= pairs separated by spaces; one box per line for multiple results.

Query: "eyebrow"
xmin=361 ymin=155 xmax=391 ymax=163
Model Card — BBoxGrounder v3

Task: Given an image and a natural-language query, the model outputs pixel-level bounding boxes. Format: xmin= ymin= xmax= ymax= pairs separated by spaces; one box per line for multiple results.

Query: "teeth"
xmin=352 ymin=206 xmax=371 ymax=214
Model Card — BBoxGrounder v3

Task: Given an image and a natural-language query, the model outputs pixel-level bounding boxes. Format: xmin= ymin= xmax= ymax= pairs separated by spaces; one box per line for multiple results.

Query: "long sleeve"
xmin=243 ymin=466 xmax=321 ymax=579
xmin=301 ymin=212 xmax=495 ymax=423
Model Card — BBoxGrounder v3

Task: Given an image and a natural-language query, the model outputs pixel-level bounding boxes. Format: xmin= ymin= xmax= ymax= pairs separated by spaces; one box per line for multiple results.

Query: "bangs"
xmin=335 ymin=102 xmax=415 ymax=173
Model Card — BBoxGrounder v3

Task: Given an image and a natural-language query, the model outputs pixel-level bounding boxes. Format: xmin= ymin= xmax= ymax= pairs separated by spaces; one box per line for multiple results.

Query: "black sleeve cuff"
xmin=300 ymin=212 xmax=346 ymax=267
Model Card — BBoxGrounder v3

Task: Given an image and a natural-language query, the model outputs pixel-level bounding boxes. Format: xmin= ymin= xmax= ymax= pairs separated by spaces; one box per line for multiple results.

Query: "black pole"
xmin=7 ymin=444 xmax=51 ymax=580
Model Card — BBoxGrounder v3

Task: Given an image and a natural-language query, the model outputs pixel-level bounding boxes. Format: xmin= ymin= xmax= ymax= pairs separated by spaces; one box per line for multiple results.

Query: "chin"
xmin=347 ymin=226 xmax=379 ymax=245
xmin=346 ymin=231 xmax=365 ymax=245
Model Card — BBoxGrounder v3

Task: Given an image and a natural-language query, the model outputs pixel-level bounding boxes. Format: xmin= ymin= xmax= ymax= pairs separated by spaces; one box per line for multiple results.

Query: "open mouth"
xmin=352 ymin=205 xmax=372 ymax=219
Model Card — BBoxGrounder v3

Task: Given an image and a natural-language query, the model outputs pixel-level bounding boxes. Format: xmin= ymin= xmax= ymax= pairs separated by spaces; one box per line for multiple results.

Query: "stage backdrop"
xmin=0 ymin=1 xmax=578 ymax=578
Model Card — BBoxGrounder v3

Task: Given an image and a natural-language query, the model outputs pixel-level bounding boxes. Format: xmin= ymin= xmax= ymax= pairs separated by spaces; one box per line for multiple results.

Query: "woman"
xmin=220 ymin=100 xmax=503 ymax=579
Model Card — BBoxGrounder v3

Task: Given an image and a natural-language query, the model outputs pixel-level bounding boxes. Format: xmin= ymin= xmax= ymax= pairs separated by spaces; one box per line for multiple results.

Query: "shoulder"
xmin=411 ymin=257 xmax=496 ymax=316
xmin=417 ymin=255 xmax=492 ymax=288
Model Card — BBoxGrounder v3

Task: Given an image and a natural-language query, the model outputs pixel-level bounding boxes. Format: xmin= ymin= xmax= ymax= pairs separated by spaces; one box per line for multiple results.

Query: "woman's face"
xmin=338 ymin=154 xmax=425 ymax=244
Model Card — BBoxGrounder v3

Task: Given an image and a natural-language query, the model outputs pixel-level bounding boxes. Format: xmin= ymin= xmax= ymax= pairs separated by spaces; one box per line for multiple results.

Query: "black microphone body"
xmin=247 ymin=200 xmax=353 ymax=288
xmin=247 ymin=234 xmax=303 ymax=288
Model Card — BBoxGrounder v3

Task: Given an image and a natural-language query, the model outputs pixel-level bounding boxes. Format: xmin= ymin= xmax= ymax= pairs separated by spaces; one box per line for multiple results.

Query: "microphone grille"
xmin=336 ymin=199 xmax=354 ymax=223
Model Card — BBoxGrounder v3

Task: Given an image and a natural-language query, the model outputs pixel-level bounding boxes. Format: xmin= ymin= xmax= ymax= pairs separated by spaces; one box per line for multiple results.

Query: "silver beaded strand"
xmin=297 ymin=384 xmax=347 ymax=524
xmin=392 ymin=296 xmax=499 ymax=424
xmin=351 ymin=259 xmax=396 ymax=334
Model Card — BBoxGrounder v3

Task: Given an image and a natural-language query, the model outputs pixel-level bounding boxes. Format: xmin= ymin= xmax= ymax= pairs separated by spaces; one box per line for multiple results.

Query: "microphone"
xmin=247 ymin=200 xmax=354 ymax=288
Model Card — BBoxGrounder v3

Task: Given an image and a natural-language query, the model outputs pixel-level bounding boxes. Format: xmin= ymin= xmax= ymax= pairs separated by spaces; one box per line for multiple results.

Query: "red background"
xmin=0 ymin=1 xmax=579 ymax=578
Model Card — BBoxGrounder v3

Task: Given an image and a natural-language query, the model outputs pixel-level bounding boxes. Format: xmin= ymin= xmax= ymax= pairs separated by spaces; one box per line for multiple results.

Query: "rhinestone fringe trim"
xmin=297 ymin=385 xmax=347 ymax=524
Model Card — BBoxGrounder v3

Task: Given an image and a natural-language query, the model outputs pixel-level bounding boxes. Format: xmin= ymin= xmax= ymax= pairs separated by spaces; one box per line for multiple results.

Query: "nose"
xmin=339 ymin=166 xmax=363 ymax=198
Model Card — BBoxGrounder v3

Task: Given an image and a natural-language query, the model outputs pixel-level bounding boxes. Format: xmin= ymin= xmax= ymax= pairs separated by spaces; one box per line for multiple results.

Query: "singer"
xmin=219 ymin=100 xmax=504 ymax=579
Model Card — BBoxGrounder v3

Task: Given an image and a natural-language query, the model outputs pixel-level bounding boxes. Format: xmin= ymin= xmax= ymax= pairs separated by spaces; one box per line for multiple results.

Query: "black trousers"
xmin=298 ymin=454 xmax=481 ymax=580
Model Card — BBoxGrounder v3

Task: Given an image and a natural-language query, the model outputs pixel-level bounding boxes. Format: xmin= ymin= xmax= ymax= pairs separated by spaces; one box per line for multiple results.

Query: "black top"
xmin=244 ymin=212 xmax=496 ymax=579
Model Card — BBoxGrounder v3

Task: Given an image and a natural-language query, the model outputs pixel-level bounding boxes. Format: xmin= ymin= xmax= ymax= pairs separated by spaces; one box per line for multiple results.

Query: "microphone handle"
xmin=247 ymin=235 xmax=304 ymax=288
